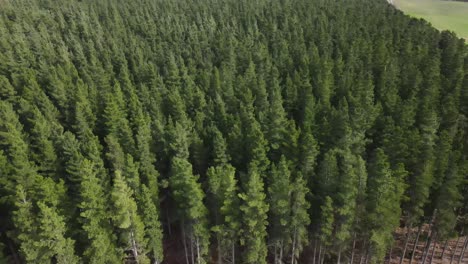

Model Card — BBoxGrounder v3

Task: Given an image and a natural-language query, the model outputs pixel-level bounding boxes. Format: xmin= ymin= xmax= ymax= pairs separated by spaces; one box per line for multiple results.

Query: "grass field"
xmin=393 ymin=0 xmax=468 ymax=40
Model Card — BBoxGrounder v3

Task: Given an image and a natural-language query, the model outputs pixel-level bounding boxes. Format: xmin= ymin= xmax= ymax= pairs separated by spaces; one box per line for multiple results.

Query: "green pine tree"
xmin=169 ymin=157 xmax=209 ymax=264
xmin=79 ymin=159 xmax=120 ymax=264
xmin=239 ymin=166 xmax=269 ymax=264
xmin=111 ymin=170 xmax=149 ymax=264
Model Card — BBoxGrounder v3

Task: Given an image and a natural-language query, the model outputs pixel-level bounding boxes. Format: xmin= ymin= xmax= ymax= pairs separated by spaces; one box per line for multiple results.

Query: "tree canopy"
xmin=0 ymin=0 xmax=466 ymax=263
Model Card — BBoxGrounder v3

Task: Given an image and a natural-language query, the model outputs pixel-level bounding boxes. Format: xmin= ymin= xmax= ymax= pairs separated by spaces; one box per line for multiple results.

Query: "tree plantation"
xmin=0 ymin=0 xmax=467 ymax=263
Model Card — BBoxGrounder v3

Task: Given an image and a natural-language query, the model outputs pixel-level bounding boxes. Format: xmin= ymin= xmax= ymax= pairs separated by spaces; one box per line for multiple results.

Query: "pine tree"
xmin=265 ymin=81 xmax=288 ymax=163
xmin=333 ymin=149 xmax=359 ymax=260
xmin=239 ymin=167 xmax=269 ymax=264
xmin=135 ymin=115 xmax=160 ymax=200
xmin=366 ymin=149 xmax=405 ymax=263
xmin=169 ymin=157 xmax=209 ymax=264
xmin=58 ymin=131 xmax=86 ymax=206
xmin=207 ymin=164 xmax=240 ymax=263
xmin=105 ymin=134 xmax=126 ymax=173
xmin=0 ymin=101 xmax=39 ymax=203
xmin=71 ymin=80 xmax=97 ymax=138
xmin=35 ymin=202 xmax=80 ymax=264
xmin=25 ymin=105 xmax=59 ymax=179
xmin=318 ymin=196 xmax=334 ymax=263
xmin=298 ymin=128 xmax=319 ymax=181
xmin=165 ymin=119 xmax=191 ymax=160
xmin=140 ymin=185 xmax=164 ymax=264
xmin=78 ymin=159 xmax=120 ymax=264
xmin=290 ymin=172 xmax=311 ymax=264
xmin=268 ymin=156 xmax=292 ymax=263
xmin=111 ymin=170 xmax=149 ymax=264
xmin=11 ymin=185 xmax=39 ymax=263
xmin=102 ymin=83 xmax=136 ymax=155
xmin=0 ymin=75 xmax=17 ymax=103
xmin=12 ymin=181 xmax=79 ymax=264
xmin=210 ymin=126 xmax=230 ymax=167
xmin=241 ymin=108 xmax=270 ymax=174
xmin=433 ymin=152 xmax=463 ymax=241
xmin=123 ymin=154 xmax=142 ymax=195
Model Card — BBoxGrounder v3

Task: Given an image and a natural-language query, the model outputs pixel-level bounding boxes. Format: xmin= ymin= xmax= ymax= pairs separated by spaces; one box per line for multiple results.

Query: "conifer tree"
xmin=318 ymin=196 xmax=334 ymax=263
xmin=78 ymin=159 xmax=120 ymax=264
xmin=432 ymin=152 xmax=463 ymax=241
xmin=241 ymin=108 xmax=270 ymax=174
xmin=207 ymin=164 xmax=240 ymax=263
xmin=111 ymin=170 xmax=149 ymax=264
xmin=169 ymin=157 xmax=209 ymax=264
xmin=140 ymin=185 xmax=164 ymax=264
xmin=25 ymin=105 xmax=59 ymax=179
xmin=366 ymin=149 xmax=405 ymax=263
xmin=239 ymin=166 xmax=269 ymax=264
xmin=0 ymin=101 xmax=39 ymax=202
xmin=123 ymin=154 xmax=142 ymax=195
xmin=265 ymin=81 xmax=288 ymax=163
xmin=333 ymin=149 xmax=359 ymax=261
xmin=35 ymin=202 xmax=80 ymax=264
xmin=135 ymin=115 xmax=160 ymax=199
xmin=290 ymin=172 xmax=311 ymax=264
xmin=210 ymin=127 xmax=230 ymax=166
xmin=268 ymin=156 xmax=292 ymax=264
xmin=11 ymin=186 xmax=39 ymax=263
xmin=0 ymin=75 xmax=17 ymax=103
xmin=298 ymin=128 xmax=319 ymax=180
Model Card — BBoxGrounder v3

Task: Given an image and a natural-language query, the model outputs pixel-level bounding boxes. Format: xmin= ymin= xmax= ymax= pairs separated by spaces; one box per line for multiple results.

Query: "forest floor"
xmin=392 ymin=0 xmax=468 ymax=40
xmin=300 ymin=225 xmax=468 ymax=264
xmin=387 ymin=226 xmax=468 ymax=264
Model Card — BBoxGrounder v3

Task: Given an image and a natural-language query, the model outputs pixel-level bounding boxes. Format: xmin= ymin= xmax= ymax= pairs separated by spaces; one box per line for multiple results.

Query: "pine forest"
xmin=0 ymin=0 xmax=467 ymax=263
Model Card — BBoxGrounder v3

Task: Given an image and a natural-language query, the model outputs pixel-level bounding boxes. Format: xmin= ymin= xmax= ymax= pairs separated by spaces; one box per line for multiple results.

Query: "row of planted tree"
xmin=0 ymin=0 xmax=467 ymax=263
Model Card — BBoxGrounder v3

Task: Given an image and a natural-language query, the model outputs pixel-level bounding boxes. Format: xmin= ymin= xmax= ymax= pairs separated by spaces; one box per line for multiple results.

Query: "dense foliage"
xmin=0 ymin=0 xmax=467 ymax=263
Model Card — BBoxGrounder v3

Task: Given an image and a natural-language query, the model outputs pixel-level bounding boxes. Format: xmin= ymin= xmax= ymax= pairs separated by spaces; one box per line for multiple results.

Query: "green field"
xmin=394 ymin=0 xmax=468 ymax=39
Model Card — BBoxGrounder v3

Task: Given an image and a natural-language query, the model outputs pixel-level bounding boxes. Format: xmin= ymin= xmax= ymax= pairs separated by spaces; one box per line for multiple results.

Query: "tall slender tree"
xmin=239 ymin=166 xmax=269 ymax=264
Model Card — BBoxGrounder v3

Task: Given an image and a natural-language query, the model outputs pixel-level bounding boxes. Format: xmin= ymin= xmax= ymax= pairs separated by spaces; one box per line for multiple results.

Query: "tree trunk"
xmin=232 ymin=242 xmax=235 ymax=264
xmin=280 ymin=240 xmax=284 ymax=264
xmin=321 ymin=247 xmax=326 ymax=264
xmin=428 ymin=236 xmax=437 ymax=264
xmin=350 ymin=233 xmax=357 ymax=264
xmin=364 ymin=250 xmax=370 ymax=264
xmin=318 ymin=243 xmax=322 ymax=264
xmin=337 ymin=248 xmax=342 ymax=264
xmin=400 ymin=225 xmax=412 ymax=264
xmin=191 ymin=234 xmax=195 ymax=264
xmin=196 ymin=236 xmax=201 ymax=264
xmin=359 ymin=241 xmax=367 ymax=264
xmin=421 ymin=211 xmax=437 ymax=264
xmin=457 ymin=238 xmax=468 ymax=264
xmin=182 ymin=224 xmax=189 ymax=264
xmin=291 ymin=230 xmax=296 ymax=264
xmin=409 ymin=225 xmax=422 ymax=264
xmin=274 ymin=242 xmax=278 ymax=264
xmin=441 ymin=239 xmax=449 ymax=260
xmin=449 ymin=235 xmax=461 ymax=264
xmin=313 ymin=239 xmax=317 ymax=264
xmin=130 ymin=230 xmax=139 ymax=264
xmin=421 ymin=231 xmax=436 ymax=264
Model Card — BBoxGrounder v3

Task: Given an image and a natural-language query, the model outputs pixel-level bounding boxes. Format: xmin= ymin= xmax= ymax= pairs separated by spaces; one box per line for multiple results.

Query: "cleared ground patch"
xmin=393 ymin=0 xmax=468 ymax=39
